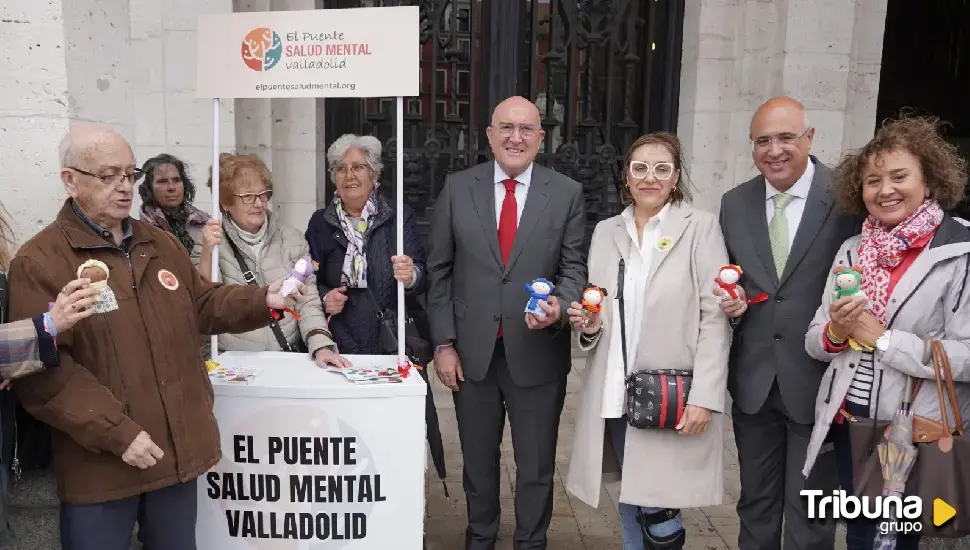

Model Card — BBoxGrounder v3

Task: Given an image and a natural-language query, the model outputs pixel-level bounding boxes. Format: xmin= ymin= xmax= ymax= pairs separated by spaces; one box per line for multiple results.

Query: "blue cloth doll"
xmin=524 ymin=278 xmax=555 ymax=317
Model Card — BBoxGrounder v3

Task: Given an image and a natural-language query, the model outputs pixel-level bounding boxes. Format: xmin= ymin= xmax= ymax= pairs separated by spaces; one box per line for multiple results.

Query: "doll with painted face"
xmin=77 ymin=259 xmax=118 ymax=313
xmin=715 ymin=264 xmax=744 ymax=300
xmin=580 ymin=284 xmax=608 ymax=327
xmin=833 ymin=267 xmax=869 ymax=307
xmin=524 ymin=278 xmax=555 ymax=317
xmin=280 ymin=254 xmax=314 ymax=298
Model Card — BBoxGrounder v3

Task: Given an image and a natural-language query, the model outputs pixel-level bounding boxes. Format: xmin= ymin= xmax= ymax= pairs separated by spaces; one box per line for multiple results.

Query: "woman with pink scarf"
xmin=800 ymin=114 xmax=970 ymax=550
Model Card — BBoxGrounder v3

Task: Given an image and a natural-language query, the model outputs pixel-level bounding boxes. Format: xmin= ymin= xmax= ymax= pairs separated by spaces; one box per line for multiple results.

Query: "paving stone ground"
xmin=423 ymin=354 xmax=967 ymax=550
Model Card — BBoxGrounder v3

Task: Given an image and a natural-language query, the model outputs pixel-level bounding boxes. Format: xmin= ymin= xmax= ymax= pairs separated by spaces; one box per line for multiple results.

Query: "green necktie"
xmin=769 ymin=193 xmax=794 ymax=277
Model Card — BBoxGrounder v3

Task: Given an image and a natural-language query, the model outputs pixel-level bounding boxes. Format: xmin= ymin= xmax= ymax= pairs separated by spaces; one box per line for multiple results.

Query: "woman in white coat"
xmin=801 ymin=114 xmax=970 ymax=550
xmin=564 ymin=133 xmax=732 ymax=550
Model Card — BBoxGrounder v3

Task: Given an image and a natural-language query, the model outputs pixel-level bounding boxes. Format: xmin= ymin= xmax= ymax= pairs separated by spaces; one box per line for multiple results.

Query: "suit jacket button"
xmin=502 ymin=278 xmax=509 ymax=284
xmin=774 ymin=334 xmax=783 ymax=341
xmin=493 ymin=315 xmax=501 ymax=322
xmin=775 ymin=297 xmax=783 ymax=303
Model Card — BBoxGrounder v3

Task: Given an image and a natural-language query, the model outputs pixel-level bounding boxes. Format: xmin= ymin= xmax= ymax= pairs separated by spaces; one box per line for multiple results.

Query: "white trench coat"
xmin=565 ymin=202 xmax=732 ymax=510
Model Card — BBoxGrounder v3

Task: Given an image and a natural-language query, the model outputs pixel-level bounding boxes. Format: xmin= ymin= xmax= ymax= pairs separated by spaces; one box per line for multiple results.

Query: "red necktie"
xmin=497 ymin=178 xmax=518 ymax=338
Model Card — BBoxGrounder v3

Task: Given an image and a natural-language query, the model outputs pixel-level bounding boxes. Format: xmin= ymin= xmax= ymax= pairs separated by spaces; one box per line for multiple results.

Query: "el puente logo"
xmin=241 ymin=28 xmax=283 ymax=71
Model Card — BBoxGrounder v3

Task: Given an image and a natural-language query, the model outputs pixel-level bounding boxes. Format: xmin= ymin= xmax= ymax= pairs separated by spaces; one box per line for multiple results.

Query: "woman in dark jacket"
xmin=306 ymin=134 xmax=428 ymax=355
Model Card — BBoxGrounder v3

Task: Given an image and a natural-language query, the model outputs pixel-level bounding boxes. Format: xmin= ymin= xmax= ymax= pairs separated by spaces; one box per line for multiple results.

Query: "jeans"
xmin=606 ymin=417 xmax=683 ymax=550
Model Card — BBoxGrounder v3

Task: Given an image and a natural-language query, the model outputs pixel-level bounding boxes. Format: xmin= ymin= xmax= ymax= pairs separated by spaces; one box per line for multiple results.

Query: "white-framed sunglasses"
xmin=629 ymin=161 xmax=676 ymax=181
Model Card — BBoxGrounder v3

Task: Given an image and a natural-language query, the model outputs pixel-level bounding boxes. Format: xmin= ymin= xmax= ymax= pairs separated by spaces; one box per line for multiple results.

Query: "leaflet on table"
xmin=324 ymin=366 xmax=404 ymax=384
xmin=207 ymin=364 xmax=261 ymax=384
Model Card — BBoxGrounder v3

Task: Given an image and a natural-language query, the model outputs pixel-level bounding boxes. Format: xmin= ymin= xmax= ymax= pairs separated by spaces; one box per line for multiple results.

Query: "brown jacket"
xmin=8 ymin=201 xmax=273 ymax=504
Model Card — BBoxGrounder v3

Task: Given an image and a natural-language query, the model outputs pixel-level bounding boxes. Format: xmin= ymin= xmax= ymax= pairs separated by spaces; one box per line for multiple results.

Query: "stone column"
xmin=677 ymin=0 xmax=888 ymax=214
xmin=130 ymin=0 xmax=237 ymax=217
xmin=1 ymin=0 xmax=136 ymax=243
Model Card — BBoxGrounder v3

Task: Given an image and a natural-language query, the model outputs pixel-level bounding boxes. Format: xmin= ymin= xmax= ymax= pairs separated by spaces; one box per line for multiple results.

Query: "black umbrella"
xmin=401 ymin=298 xmax=449 ymax=498
xmin=414 ymin=358 xmax=449 ymax=498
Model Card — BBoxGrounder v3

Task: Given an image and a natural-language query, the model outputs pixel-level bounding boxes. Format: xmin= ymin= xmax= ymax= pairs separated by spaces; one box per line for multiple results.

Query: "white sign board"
xmin=197 ymin=352 xmax=427 ymax=549
xmin=196 ymin=6 xmax=419 ymax=99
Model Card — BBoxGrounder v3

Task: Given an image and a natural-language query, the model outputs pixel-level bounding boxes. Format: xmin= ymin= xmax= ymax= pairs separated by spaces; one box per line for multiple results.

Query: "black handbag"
xmin=224 ymin=235 xmax=308 ymax=354
xmin=365 ymin=288 xmax=432 ymax=367
xmin=617 ymin=258 xmax=693 ymax=429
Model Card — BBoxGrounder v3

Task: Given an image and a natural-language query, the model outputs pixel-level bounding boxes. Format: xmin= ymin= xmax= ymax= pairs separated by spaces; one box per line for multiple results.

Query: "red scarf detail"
xmin=857 ymin=200 xmax=943 ymax=324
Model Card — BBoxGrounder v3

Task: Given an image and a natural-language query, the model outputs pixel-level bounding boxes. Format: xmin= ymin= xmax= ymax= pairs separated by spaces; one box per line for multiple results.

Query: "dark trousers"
xmin=733 ymin=381 xmax=837 ymax=550
xmin=453 ymin=338 xmax=567 ymax=550
xmin=60 ymin=479 xmax=198 ymax=550
xmin=829 ymin=401 xmax=920 ymax=550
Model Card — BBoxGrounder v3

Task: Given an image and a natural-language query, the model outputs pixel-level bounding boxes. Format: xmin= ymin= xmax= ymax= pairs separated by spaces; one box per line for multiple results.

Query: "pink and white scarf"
xmin=857 ymin=199 xmax=942 ymax=324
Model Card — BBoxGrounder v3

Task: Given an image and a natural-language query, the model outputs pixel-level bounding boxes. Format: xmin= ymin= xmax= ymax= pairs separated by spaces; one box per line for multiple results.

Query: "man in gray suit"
xmin=427 ymin=96 xmax=587 ymax=549
xmin=715 ymin=97 xmax=860 ymax=550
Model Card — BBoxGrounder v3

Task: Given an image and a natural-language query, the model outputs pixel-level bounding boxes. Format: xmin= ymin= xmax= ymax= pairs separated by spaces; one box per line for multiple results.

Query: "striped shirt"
xmin=846 ymin=350 xmax=876 ymax=407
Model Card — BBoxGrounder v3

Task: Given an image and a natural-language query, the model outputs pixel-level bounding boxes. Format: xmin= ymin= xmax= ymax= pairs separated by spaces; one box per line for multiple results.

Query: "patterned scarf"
xmin=334 ymin=191 xmax=379 ymax=288
xmin=857 ymin=199 xmax=943 ymax=324
xmin=140 ymin=202 xmax=210 ymax=251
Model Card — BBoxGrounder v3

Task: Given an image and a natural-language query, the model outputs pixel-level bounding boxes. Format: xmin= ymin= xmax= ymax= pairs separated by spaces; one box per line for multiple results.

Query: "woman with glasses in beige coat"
xmin=564 ymin=133 xmax=731 ymax=550
xmin=194 ymin=153 xmax=350 ymax=369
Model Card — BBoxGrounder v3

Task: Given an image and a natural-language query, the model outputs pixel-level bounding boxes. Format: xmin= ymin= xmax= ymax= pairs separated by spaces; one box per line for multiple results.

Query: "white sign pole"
xmin=395 ymin=96 xmax=405 ymax=361
xmin=210 ymin=98 xmax=221 ymax=361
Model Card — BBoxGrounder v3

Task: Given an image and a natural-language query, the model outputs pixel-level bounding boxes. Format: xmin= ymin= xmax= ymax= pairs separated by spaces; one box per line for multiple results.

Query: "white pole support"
xmin=210 ymin=98 xmax=221 ymax=361
xmin=396 ymin=96 xmax=406 ymax=361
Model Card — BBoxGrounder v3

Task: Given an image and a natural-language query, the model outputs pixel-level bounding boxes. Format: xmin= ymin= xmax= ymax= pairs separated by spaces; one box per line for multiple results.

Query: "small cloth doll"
xmin=524 ymin=278 xmax=555 ymax=317
xmin=77 ymin=259 xmax=118 ymax=313
xmin=280 ymin=255 xmax=314 ymax=298
xmin=580 ymin=284 xmax=608 ymax=327
xmin=833 ymin=268 xmax=869 ymax=305
xmin=715 ymin=264 xmax=743 ymax=300
xmin=714 ymin=264 xmax=769 ymax=304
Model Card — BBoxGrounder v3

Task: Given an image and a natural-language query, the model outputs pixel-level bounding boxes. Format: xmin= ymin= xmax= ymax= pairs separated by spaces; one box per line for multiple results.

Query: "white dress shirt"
xmin=494 ymin=161 xmax=533 ymax=226
xmin=764 ymin=159 xmax=815 ymax=250
xmin=601 ymin=203 xmax=670 ymax=418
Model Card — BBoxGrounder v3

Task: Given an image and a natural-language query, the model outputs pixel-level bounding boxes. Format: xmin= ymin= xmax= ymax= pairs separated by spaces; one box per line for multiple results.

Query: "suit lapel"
xmin=469 ymin=165 xmax=503 ymax=268
xmin=504 ymin=168 xmax=551 ymax=275
xmin=779 ymin=168 xmax=834 ymax=285
xmin=646 ymin=203 xmax=691 ymax=285
xmin=745 ymin=177 xmax=780 ymax=288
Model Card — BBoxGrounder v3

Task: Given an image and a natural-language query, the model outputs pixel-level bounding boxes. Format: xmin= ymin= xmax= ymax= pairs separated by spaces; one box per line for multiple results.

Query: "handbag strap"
xmin=223 ymin=233 xmax=296 ymax=353
xmin=932 ymin=340 xmax=963 ymax=436
xmin=616 ymin=259 xmax=628 ymax=374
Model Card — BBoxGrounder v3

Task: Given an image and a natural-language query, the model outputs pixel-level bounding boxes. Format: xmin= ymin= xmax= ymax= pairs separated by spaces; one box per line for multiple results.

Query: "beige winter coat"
xmin=191 ymin=212 xmax=335 ymax=357
xmin=565 ymin=203 xmax=732 ymax=510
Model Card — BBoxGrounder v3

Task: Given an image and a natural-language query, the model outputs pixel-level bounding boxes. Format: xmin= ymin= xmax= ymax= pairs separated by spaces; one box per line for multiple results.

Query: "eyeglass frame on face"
xmin=332 ymin=163 xmax=371 ymax=179
xmin=492 ymin=122 xmax=540 ymax=139
xmin=628 ymin=161 xmax=676 ymax=181
xmin=234 ymin=190 xmax=273 ymax=205
xmin=750 ymin=128 xmax=812 ymax=151
xmin=69 ymin=166 xmax=143 ymax=186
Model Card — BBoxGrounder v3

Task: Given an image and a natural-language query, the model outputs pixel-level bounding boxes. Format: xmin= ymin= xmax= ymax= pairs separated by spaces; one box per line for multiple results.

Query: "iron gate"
xmin=323 ymin=0 xmax=686 ymax=247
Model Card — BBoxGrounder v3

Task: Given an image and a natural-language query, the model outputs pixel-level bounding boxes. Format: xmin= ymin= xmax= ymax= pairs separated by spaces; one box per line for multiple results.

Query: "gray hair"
xmin=326 ymin=134 xmax=383 ymax=180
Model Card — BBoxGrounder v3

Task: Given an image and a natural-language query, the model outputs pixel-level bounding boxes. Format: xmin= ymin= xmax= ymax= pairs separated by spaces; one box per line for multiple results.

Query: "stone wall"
xmin=677 ymin=0 xmax=889 ymax=214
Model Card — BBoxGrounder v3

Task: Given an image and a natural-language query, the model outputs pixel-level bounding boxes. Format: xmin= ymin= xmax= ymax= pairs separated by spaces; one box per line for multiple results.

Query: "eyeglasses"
xmin=493 ymin=123 xmax=540 ymax=138
xmin=69 ymin=166 xmax=143 ymax=186
xmin=751 ymin=128 xmax=811 ymax=151
xmin=333 ymin=163 xmax=370 ymax=178
xmin=234 ymin=190 xmax=273 ymax=204
xmin=629 ymin=161 xmax=675 ymax=181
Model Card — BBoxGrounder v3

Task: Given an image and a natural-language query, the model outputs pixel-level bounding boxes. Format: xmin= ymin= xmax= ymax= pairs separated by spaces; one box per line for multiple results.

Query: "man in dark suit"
xmin=426 ymin=96 xmax=587 ymax=549
xmin=714 ymin=97 xmax=860 ymax=550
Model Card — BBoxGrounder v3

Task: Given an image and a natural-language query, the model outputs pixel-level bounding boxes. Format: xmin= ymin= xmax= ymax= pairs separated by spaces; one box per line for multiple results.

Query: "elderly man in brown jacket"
xmin=7 ymin=124 xmax=307 ymax=550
